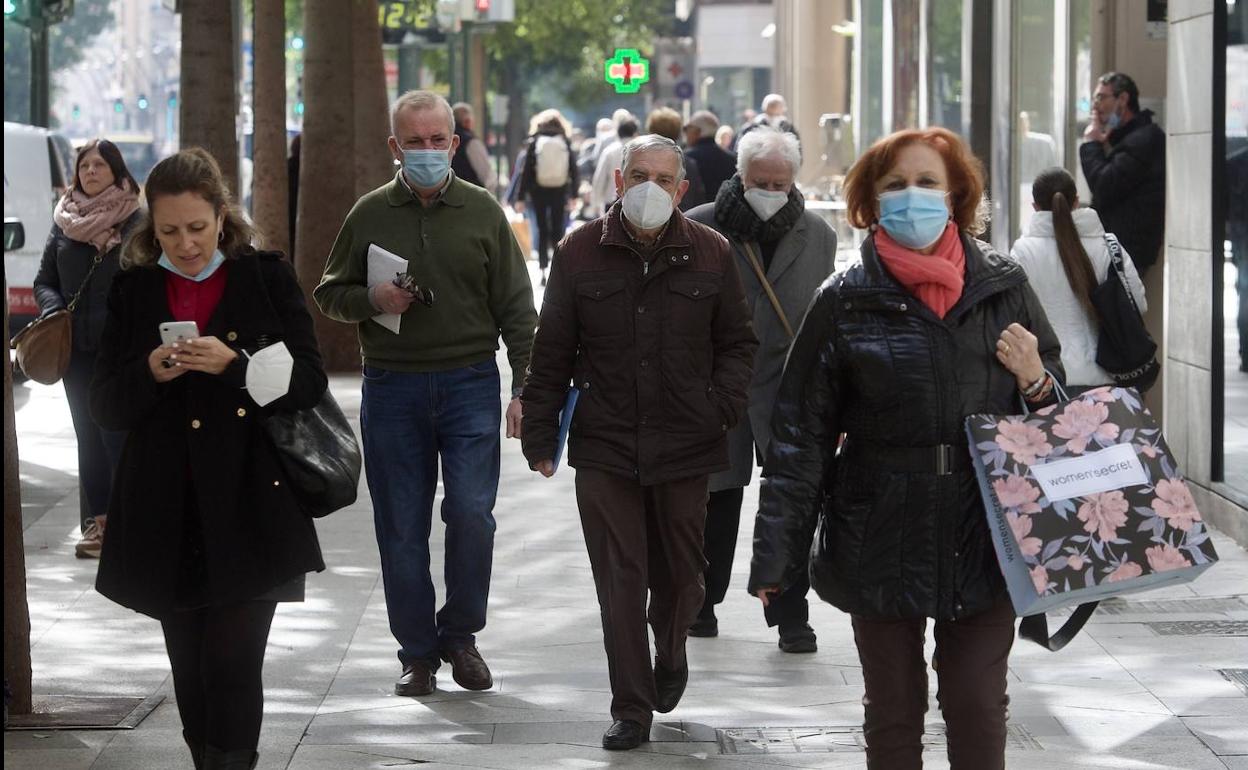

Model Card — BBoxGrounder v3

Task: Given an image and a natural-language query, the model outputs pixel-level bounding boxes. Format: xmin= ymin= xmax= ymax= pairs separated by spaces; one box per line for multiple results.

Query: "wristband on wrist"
xmin=1023 ymin=374 xmax=1053 ymax=403
xmin=1020 ymin=373 xmax=1047 ymax=398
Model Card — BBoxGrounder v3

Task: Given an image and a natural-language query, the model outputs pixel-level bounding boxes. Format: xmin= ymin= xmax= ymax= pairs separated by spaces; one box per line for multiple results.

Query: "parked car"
xmin=4 ymin=121 xmax=75 ymax=341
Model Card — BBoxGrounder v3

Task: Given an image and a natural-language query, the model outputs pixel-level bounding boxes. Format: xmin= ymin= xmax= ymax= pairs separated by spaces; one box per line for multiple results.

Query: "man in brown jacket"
xmin=521 ymin=134 xmax=757 ymax=751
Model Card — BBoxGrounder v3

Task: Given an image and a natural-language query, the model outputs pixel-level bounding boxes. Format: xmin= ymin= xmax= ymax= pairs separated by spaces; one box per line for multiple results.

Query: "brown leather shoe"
xmin=440 ymin=645 xmax=493 ymax=690
xmin=394 ymin=661 xmax=436 ymax=696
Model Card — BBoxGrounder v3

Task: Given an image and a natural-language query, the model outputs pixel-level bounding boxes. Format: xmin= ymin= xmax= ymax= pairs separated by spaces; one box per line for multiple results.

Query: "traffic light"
xmin=42 ymin=0 xmax=72 ymax=23
xmin=113 ymin=98 xmax=124 ymax=114
xmin=5 ymin=0 xmax=30 ymax=24
xmin=137 ymin=93 xmax=149 ymax=110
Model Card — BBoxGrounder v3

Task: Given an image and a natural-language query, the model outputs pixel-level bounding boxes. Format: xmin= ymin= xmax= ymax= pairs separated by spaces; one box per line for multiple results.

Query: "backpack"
xmin=534 ymin=134 xmax=570 ymax=188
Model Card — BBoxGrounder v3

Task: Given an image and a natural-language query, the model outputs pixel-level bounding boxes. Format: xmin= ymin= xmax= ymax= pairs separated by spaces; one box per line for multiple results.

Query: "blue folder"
xmin=553 ymin=387 xmax=580 ymax=472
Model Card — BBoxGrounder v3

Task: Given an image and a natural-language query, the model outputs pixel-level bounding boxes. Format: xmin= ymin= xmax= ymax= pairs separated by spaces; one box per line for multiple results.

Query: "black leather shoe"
xmin=440 ymin=645 xmax=493 ymax=690
xmin=602 ymin=719 xmax=649 ymax=750
xmin=688 ymin=609 xmax=718 ymax=638
xmin=395 ymin=661 xmax=436 ymax=696
xmin=654 ymin=658 xmax=688 ymax=713
xmin=778 ymin=623 xmax=818 ymax=653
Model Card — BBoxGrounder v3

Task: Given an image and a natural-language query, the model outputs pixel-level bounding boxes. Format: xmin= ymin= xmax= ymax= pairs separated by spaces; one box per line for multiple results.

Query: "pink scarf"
xmin=874 ymin=222 xmax=966 ymax=319
xmin=53 ymin=180 xmax=140 ymax=254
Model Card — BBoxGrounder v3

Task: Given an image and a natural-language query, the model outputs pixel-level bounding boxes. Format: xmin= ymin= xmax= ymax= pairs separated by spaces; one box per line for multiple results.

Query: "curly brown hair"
xmin=844 ymin=127 xmax=988 ymax=235
xmin=121 ymin=147 xmax=256 ymax=269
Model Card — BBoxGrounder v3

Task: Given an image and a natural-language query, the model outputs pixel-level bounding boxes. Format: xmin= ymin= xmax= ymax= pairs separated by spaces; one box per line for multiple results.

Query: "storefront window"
xmin=855 ymin=0 xmax=887 ymax=149
xmin=1013 ymin=0 xmax=1060 ymax=238
xmin=1220 ymin=0 xmax=1248 ymax=495
xmin=927 ymin=0 xmax=964 ymax=133
xmin=701 ymin=67 xmax=771 ymax=133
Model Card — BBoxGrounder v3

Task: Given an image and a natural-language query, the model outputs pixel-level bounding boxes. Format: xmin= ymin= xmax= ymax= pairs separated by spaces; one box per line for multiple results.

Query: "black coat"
xmin=90 ymin=251 xmax=327 ymax=618
xmin=749 ymin=233 xmax=1064 ymax=621
xmin=519 ymin=129 xmax=579 ymax=200
xmin=1079 ymin=110 xmax=1166 ymax=274
xmin=685 ymin=137 xmax=737 ymax=202
xmin=33 ymin=211 xmax=141 ymax=352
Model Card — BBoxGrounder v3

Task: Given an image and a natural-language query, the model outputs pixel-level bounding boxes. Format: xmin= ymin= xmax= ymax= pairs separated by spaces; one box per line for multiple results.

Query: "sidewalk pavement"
xmin=5 ymin=271 xmax=1248 ymax=770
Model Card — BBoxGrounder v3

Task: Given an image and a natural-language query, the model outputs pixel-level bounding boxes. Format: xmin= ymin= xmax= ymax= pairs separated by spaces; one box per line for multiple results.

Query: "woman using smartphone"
xmin=90 ymin=148 xmax=327 ymax=769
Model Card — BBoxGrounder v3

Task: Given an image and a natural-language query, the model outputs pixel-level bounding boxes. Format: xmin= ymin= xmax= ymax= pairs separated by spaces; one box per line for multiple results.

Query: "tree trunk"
xmin=297 ymin=0 xmax=361 ymax=371
xmin=3 ymin=280 xmax=33 ymax=716
xmin=251 ymin=0 xmax=289 ymax=254
xmin=180 ymin=0 xmax=240 ymax=197
xmin=352 ymin=0 xmax=394 ymax=199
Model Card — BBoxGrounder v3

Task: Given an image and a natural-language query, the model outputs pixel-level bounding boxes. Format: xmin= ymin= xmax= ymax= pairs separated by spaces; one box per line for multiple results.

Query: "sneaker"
xmin=778 ymin=622 xmax=817 ymax=653
xmin=74 ymin=515 xmax=106 ymax=559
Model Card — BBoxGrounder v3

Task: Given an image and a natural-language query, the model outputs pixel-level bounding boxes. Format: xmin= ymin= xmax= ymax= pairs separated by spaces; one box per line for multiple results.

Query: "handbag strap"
xmin=65 ymin=251 xmax=105 ymax=313
xmin=1018 ymin=601 xmax=1099 ymax=651
xmin=738 ymin=240 xmax=795 ymax=340
xmin=1102 ymin=234 xmax=1144 ymax=319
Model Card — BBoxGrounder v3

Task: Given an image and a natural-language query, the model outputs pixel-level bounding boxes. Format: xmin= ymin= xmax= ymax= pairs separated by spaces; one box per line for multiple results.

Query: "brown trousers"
xmin=574 ymin=468 xmax=709 ymax=726
xmin=851 ymin=598 xmax=1016 ymax=770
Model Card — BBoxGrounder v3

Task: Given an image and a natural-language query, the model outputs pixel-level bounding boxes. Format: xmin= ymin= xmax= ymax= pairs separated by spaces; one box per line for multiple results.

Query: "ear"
xmin=1031 ymin=202 xmax=1039 ymax=212
xmin=614 ymin=167 xmax=625 ymax=199
xmin=449 ymin=133 xmax=461 ymax=154
xmin=387 ymin=136 xmax=403 ymax=164
xmin=671 ymin=178 xmax=691 ymax=209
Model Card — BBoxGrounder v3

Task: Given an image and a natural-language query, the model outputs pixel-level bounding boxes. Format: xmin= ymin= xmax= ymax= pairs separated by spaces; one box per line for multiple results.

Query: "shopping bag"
xmin=965 ymin=385 xmax=1218 ymax=649
xmin=507 ymin=207 xmax=532 ymax=257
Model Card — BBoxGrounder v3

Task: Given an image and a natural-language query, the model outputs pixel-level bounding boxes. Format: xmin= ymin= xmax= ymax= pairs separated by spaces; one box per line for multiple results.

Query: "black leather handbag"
xmin=264 ymin=389 xmax=361 ymax=518
xmin=1092 ymin=233 xmax=1160 ymax=392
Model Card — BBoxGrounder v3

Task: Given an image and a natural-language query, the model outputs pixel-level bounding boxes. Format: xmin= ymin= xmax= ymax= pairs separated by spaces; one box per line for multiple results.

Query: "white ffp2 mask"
xmin=621 ymin=181 xmax=674 ymax=230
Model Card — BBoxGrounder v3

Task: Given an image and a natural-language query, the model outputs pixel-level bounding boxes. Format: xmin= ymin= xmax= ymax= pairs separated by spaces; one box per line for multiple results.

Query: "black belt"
xmin=843 ymin=442 xmax=971 ymax=476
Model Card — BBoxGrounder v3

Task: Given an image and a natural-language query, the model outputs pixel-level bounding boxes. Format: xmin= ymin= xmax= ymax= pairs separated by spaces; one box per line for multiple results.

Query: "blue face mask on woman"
xmin=402 ymin=148 xmax=451 ymax=189
xmin=877 ymin=186 xmax=950 ymax=250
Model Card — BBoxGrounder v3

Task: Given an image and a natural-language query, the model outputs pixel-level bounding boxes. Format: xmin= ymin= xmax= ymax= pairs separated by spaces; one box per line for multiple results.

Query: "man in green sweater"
xmin=315 ymin=90 xmax=537 ymax=698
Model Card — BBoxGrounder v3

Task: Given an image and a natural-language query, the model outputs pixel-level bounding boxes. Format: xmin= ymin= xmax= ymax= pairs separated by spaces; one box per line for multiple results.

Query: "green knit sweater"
xmin=314 ymin=173 xmax=537 ymax=391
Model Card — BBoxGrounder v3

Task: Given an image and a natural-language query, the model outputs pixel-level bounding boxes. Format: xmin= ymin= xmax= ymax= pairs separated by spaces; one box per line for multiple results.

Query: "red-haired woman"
xmin=749 ymin=127 xmax=1063 ymax=769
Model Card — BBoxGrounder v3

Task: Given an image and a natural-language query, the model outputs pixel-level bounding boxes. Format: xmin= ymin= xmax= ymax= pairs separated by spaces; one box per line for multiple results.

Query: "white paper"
xmin=245 ymin=342 xmax=294 ymax=407
xmin=1028 ymin=443 xmax=1149 ymax=503
xmin=367 ymin=243 xmax=409 ymax=334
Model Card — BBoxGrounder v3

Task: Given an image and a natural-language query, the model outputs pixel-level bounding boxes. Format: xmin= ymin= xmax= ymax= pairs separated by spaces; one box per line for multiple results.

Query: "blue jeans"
xmin=361 ymin=359 xmax=502 ymax=668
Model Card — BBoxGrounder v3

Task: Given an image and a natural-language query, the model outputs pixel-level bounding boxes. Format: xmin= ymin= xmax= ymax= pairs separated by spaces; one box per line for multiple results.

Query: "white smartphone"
xmin=159 ymin=321 xmax=200 ymax=346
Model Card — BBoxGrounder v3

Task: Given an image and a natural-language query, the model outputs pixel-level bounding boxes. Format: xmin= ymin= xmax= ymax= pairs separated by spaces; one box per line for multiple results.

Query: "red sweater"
xmin=165 ymin=263 xmax=229 ymax=331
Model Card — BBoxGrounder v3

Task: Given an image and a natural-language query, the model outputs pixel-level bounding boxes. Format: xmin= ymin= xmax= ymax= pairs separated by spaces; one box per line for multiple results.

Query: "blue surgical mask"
xmin=158 ymin=248 xmax=226 ymax=282
xmin=877 ymin=186 xmax=950 ymax=250
xmin=402 ymin=148 xmax=451 ymax=188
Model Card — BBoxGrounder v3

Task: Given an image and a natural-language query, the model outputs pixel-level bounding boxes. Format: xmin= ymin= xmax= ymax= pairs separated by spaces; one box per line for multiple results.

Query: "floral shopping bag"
xmin=965 ymin=386 xmax=1218 ymax=650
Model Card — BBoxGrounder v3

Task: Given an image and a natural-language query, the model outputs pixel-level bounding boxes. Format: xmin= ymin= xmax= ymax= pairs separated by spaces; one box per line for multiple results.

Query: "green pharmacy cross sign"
xmin=604 ymin=48 xmax=649 ymax=94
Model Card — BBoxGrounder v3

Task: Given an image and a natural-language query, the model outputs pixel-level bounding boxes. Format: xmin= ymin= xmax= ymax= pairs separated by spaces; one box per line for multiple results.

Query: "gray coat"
xmin=685 ymin=203 xmax=838 ymax=491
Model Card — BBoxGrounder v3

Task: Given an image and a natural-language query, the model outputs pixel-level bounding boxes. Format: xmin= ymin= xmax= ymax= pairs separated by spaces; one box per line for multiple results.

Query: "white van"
xmin=4 ymin=121 xmax=75 ymax=334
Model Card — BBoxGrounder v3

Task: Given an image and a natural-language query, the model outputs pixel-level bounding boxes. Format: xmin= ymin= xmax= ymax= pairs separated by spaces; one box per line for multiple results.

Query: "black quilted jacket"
xmin=748 ymin=232 xmax=1064 ymax=621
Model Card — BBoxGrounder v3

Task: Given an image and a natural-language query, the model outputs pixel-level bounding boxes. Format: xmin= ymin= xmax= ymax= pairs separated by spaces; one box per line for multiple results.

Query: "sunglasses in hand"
xmin=393 ymin=272 xmax=435 ymax=308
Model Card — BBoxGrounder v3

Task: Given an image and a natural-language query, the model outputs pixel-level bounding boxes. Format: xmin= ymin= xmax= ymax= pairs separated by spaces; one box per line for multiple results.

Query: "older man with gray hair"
xmin=521 ymin=134 xmax=757 ymax=750
xmin=316 ymin=90 xmax=537 ymax=700
xmin=686 ymin=126 xmax=836 ymax=651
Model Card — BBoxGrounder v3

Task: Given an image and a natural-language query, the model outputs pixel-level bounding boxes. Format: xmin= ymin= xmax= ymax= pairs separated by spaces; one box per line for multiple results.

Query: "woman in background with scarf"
xmin=749 ymin=127 xmax=1063 ymax=770
xmin=33 ymin=139 xmax=141 ymax=559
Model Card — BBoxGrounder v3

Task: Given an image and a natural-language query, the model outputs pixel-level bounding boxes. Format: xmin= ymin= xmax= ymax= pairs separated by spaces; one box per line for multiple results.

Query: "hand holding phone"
xmin=159 ymin=321 xmax=200 ymax=346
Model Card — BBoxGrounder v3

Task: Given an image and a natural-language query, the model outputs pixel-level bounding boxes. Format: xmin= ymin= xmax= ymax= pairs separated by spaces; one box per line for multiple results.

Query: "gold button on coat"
xmin=191 ymin=419 xmax=202 ymax=429
xmin=226 ymin=331 xmax=238 ymax=341
xmin=237 ymin=408 xmax=247 ymax=417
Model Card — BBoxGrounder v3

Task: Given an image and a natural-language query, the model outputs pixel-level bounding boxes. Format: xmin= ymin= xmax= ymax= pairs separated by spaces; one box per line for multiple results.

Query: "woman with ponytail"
xmin=1011 ymin=166 xmax=1147 ymax=391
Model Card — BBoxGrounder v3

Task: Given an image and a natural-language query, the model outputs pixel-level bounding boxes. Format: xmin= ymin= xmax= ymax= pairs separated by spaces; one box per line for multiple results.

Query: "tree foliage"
xmin=4 ymin=2 xmax=115 ymax=125
xmin=486 ymin=0 xmax=673 ymax=111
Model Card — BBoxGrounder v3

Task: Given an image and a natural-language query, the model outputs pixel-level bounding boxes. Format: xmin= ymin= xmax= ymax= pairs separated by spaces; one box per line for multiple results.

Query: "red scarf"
xmin=874 ymin=223 xmax=965 ymax=319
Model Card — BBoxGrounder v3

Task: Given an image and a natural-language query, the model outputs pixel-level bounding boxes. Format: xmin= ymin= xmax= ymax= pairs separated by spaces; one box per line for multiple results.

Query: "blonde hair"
xmin=644 ymin=107 xmax=683 ymax=143
xmin=122 ymin=148 xmax=255 ymax=269
xmin=530 ymin=108 xmax=571 ymax=136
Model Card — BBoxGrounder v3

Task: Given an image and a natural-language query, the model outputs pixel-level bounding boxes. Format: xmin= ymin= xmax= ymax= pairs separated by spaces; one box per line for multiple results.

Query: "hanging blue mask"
xmin=402 ymin=149 xmax=451 ymax=189
xmin=158 ymin=248 xmax=226 ymax=282
xmin=877 ymin=186 xmax=950 ymax=250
